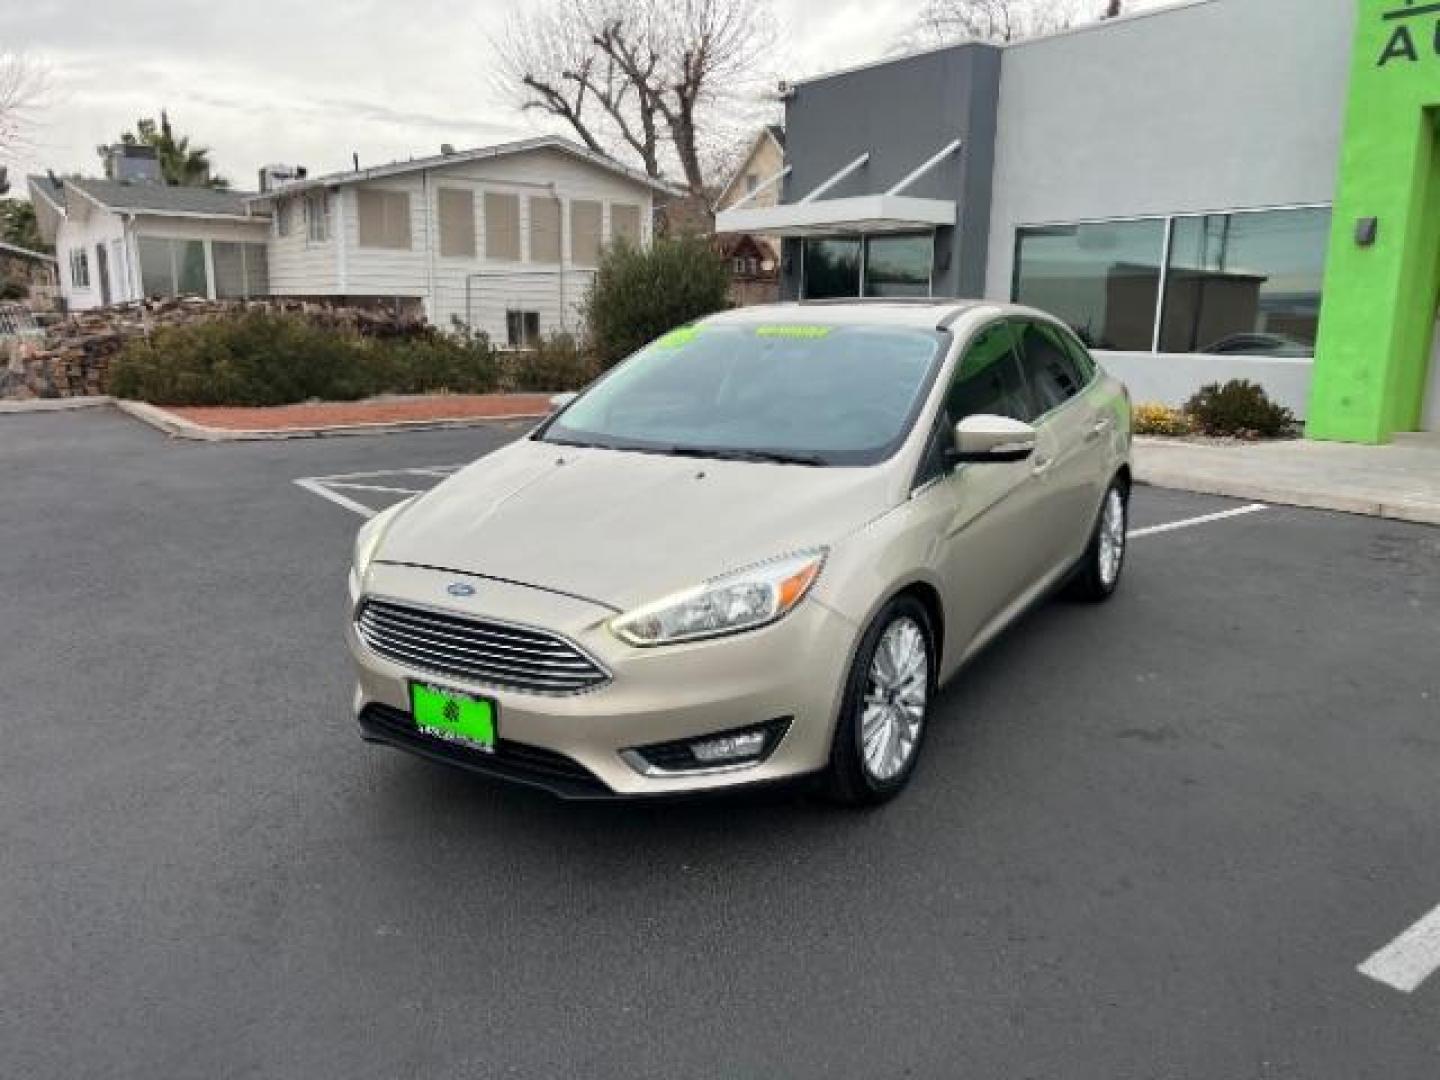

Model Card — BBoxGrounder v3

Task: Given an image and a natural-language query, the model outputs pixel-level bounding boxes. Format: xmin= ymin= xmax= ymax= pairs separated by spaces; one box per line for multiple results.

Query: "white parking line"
xmin=1129 ymin=503 xmax=1267 ymax=539
xmin=321 ymin=481 xmax=425 ymax=496
xmin=304 ymin=464 xmax=469 ymax=482
xmin=294 ymin=478 xmax=380 ymax=519
xmin=1359 ymin=903 xmax=1440 ymax=994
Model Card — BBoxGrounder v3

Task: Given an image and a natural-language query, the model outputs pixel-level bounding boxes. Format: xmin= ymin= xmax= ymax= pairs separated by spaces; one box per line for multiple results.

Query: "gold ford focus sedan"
xmin=347 ymin=300 xmax=1131 ymax=804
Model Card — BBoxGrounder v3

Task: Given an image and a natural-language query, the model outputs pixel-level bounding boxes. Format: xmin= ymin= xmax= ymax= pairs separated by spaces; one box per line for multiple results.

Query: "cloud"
xmin=5 ymin=0 xmax=1170 ymax=189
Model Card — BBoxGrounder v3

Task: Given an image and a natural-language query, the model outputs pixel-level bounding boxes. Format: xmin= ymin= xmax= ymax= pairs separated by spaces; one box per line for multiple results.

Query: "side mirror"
xmin=948 ymin=414 xmax=1036 ymax=464
xmin=548 ymin=391 xmax=578 ymax=413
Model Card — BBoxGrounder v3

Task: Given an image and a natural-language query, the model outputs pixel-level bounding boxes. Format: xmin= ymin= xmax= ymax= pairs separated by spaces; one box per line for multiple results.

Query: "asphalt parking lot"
xmin=4 ymin=407 xmax=1440 ymax=1079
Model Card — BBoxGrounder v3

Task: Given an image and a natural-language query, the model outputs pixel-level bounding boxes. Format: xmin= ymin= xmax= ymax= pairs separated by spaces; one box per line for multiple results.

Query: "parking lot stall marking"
xmin=1358 ymin=903 xmax=1440 ymax=994
xmin=320 ymin=482 xmax=426 ymax=496
xmin=294 ymin=478 xmax=379 ymax=519
xmin=1128 ymin=504 xmax=1268 ymax=540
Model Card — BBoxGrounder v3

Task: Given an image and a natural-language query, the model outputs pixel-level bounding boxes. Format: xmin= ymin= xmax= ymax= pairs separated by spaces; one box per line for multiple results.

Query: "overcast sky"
xmin=7 ymin=0 xmax=1167 ymax=191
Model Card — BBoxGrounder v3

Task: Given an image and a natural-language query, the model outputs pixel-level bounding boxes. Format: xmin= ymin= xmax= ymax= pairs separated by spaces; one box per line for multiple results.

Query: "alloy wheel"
xmin=860 ymin=616 xmax=929 ymax=782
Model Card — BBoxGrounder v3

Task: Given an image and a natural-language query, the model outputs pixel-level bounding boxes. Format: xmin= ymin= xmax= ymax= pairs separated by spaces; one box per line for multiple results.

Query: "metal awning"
xmin=716 ymin=194 xmax=955 ymax=237
xmin=715 ymin=139 xmax=960 ymax=238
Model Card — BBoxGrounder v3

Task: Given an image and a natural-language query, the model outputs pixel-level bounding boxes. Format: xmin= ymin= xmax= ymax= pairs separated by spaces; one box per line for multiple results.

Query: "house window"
xmin=213 ymin=242 xmax=270 ymax=298
xmin=137 ymin=237 xmax=207 ymax=298
xmin=275 ymin=199 xmax=293 ymax=238
xmin=69 ymin=249 xmax=91 ymax=289
xmin=506 ymin=309 xmax=541 ymax=348
xmin=745 ymin=173 xmax=759 ymax=194
xmin=1158 ymin=207 xmax=1330 ymax=356
xmin=611 ymin=203 xmax=641 ymax=248
xmin=356 ymin=189 xmax=412 ymax=249
xmin=437 ymin=188 xmax=476 ymax=257
xmin=1013 ymin=219 xmax=1166 ymax=351
xmin=484 ymin=192 xmax=520 ymax=261
xmin=305 ymin=192 xmax=331 ymax=243
xmin=529 ymin=195 xmax=561 ymax=264
xmin=570 ymin=199 xmax=602 ymax=267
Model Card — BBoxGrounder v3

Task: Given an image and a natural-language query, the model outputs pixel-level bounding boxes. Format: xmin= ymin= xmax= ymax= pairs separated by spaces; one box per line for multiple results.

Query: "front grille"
xmin=355 ymin=599 xmax=609 ymax=695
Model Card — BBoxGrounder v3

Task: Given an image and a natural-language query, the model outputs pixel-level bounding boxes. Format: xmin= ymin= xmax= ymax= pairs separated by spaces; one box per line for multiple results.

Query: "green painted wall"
xmin=1308 ymin=0 xmax=1440 ymax=442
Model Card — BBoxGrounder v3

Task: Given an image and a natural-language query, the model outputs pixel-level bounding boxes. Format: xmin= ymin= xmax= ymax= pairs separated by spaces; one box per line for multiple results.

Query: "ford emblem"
xmin=447 ymin=581 xmax=476 ymax=598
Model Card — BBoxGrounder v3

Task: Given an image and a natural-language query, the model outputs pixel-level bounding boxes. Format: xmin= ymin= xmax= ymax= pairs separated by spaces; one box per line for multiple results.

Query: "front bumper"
xmin=347 ymin=562 xmax=859 ymax=797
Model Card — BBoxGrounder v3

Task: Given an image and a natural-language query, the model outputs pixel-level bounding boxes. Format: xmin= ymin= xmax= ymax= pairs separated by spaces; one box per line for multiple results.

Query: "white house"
xmin=247 ymin=135 xmax=678 ymax=346
xmin=29 ymin=148 xmax=271 ymax=311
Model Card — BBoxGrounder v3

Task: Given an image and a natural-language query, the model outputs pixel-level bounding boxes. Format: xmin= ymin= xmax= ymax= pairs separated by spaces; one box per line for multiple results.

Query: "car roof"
xmin=701 ymin=299 xmax=1053 ymax=332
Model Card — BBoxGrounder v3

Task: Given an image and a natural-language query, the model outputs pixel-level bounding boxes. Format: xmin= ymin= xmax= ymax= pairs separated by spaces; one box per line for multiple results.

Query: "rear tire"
xmin=1067 ymin=479 xmax=1128 ymax=602
xmin=820 ymin=595 xmax=936 ymax=807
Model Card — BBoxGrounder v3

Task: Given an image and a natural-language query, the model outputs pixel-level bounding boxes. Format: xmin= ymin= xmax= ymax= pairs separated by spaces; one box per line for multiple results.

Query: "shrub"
xmin=1131 ymin=402 xmax=1194 ymax=437
xmin=110 ymin=311 xmax=498 ymax=406
xmin=1184 ymin=379 xmax=1295 ymax=438
xmin=503 ymin=333 xmax=601 ymax=392
xmin=582 ymin=235 xmax=731 ymax=370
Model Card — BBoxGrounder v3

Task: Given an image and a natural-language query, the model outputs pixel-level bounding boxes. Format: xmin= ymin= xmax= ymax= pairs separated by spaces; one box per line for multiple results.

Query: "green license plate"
xmin=409 ymin=681 xmax=496 ymax=753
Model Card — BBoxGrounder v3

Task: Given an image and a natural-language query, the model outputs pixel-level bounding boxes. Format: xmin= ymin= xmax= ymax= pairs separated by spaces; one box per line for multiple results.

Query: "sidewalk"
xmin=1134 ymin=435 xmax=1440 ymax=526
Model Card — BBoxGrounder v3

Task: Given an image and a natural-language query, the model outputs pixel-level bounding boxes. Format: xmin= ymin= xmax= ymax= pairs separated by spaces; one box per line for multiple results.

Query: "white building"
xmin=247 ymin=136 xmax=678 ymax=346
xmin=29 ymin=151 xmax=271 ymax=312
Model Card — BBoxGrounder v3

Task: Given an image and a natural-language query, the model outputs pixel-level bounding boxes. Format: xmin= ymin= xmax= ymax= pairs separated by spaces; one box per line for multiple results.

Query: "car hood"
xmin=375 ymin=438 xmax=898 ymax=611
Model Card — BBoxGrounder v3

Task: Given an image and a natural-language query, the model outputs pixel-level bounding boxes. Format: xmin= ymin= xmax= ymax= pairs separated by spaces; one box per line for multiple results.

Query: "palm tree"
xmin=107 ymin=111 xmax=228 ymax=188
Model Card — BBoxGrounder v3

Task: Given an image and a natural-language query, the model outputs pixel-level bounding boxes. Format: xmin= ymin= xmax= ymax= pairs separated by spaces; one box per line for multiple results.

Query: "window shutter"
xmin=529 ymin=196 xmax=562 ymax=264
xmin=438 ymin=188 xmax=476 ymax=257
xmin=611 ymin=203 xmax=641 ymax=247
xmin=484 ymin=192 xmax=520 ymax=261
xmin=570 ymin=200 xmax=602 ymax=267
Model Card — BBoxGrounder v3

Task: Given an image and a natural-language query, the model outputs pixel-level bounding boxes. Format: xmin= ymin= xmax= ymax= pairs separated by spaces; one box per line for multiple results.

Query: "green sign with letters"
xmin=1308 ymin=0 xmax=1440 ymax=442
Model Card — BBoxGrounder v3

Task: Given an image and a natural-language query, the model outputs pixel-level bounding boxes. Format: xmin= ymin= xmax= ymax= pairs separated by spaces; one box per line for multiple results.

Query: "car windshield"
xmin=540 ymin=322 xmax=947 ymax=466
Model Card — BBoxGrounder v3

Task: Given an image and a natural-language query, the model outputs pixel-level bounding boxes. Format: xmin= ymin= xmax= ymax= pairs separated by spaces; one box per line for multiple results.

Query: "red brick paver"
xmin=169 ymin=393 xmax=552 ymax=432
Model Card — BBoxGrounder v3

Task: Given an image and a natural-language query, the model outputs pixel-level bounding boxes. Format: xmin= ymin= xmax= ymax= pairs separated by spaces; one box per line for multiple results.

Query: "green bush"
xmin=582 ymin=235 xmax=731 ymax=370
xmin=110 ymin=311 xmax=498 ymax=406
xmin=1184 ymin=379 xmax=1295 ymax=438
xmin=503 ymin=333 xmax=600 ymax=392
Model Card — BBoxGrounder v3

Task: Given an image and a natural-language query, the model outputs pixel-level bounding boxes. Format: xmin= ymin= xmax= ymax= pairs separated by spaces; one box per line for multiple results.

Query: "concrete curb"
xmin=0 ymin=395 xmax=115 ymax=414
xmin=1134 ymin=448 xmax=1440 ymax=527
xmin=114 ymin=399 xmax=547 ymax=441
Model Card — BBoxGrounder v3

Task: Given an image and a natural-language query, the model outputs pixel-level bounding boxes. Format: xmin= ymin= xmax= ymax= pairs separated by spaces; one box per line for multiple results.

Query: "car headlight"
xmin=609 ymin=549 xmax=827 ymax=647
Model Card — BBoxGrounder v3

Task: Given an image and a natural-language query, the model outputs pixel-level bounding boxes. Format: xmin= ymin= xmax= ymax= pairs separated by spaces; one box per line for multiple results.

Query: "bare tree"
xmin=493 ymin=0 xmax=776 ymax=197
xmin=0 ymin=52 xmax=48 ymax=160
xmin=898 ymin=0 xmax=1088 ymax=48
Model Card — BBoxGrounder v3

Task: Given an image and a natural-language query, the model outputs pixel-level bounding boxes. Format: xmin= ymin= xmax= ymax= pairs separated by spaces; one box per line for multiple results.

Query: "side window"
xmin=1016 ymin=320 xmax=1086 ymax=414
xmin=1054 ymin=323 xmax=1098 ymax=384
xmin=945 ymin=321 xmax=1033 ymax=425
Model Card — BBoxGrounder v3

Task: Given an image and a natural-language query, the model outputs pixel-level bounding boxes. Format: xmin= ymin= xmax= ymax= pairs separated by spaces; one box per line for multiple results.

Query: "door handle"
xmin=1085 ymin=417 xmax=1113 ymax=443
xmin=1031 ymin=453 xmax=1053 ymax=477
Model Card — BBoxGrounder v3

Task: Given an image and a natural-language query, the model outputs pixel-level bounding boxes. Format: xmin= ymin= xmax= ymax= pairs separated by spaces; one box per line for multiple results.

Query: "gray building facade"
xmin=718 ymin=0 xmax=1368 ymax=419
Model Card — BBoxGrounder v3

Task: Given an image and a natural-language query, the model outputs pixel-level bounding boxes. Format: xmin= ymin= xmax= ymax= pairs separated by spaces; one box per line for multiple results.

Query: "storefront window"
xmin=802 ymin=238 xmax=861 ymax=299
xmin=1013 ymin=219 xmax=1165 ymax=351
xmin=864 ymin=235 xmax=931 ymax=297
xmin=1159 ymin=208 xmax=1330 ymax=356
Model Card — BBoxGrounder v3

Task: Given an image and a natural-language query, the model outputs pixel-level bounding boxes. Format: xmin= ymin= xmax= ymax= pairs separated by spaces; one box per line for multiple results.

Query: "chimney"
xmin=258 ymin=164 xmax=308 ymax=193
xmin=104 ymin=144 xmax=163 ymax=184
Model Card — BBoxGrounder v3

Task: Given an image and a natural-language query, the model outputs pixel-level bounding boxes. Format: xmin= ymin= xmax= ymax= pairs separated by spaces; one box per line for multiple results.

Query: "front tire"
xmin=1067 ymin=480 xmax=1128 ymax=602
xmin=821 ymin=595 xmax=935 ymax=807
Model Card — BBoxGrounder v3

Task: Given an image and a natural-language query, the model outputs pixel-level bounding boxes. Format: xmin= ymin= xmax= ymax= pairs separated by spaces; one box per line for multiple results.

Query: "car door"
xmin=1012 ymin=319 xmax=1111 ymax=574
xmin=922 ymin=320 xmax=1055 ymax=657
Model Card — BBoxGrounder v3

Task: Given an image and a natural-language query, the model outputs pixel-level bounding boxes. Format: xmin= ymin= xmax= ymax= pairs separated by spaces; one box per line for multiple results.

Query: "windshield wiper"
xmin=664 ymin=445 xmax=828 ymax=467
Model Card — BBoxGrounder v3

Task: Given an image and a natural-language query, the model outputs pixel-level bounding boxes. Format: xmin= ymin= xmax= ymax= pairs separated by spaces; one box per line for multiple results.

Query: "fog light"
xmin=691 ymin=730 xmax=766 ymax=763
xmin=622 ymin=718 xmax=792 ymax=777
